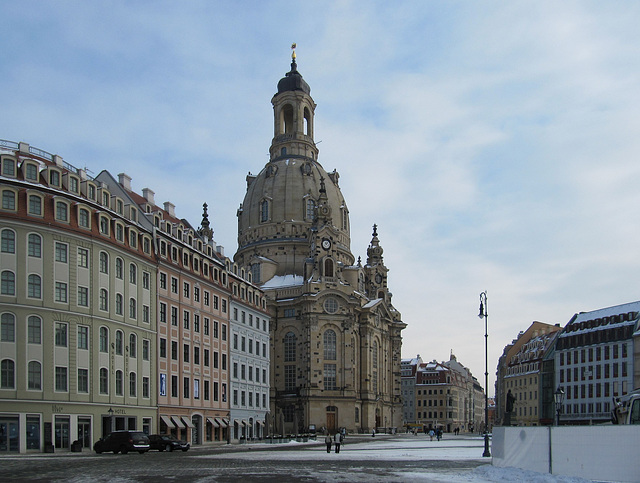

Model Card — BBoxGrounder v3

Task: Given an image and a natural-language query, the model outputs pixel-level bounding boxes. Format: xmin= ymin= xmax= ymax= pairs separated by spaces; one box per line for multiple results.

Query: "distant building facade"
xmin=495 ymin=322 xmax=561 ymax=426
xmin=402 ymin=354 xmax=484 ymax=433
xmin=555 ymin=301 xmax=640 ymax=424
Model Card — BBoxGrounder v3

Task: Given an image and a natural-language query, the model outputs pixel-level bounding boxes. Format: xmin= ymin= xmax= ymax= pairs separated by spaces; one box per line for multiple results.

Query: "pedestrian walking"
xmin=325 ymin=433 xmax=332 ymax=453
xmin=372 ymin=428 xmax=376 ymax=437
xmin=333 ymin=432 xmax=342 ymax=453
xmin=436 ymin=429 xmax=442 ymax=441
xmin=429 ymin=429 xmax=434 ymax=441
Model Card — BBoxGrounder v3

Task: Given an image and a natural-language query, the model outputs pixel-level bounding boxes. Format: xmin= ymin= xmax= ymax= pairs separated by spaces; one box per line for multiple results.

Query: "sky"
xmin=2 ymin=1 xmax=640 ymax=396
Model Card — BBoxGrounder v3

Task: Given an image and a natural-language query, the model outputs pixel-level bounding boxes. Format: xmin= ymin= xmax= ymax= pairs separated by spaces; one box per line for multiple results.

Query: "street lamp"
xmin=108 ymin=407 xmax=114 ymax=433
xmin=478 ymin=291 xmax=491 ymax=457
xmin=554 ymin=386 xmax=565 ymax=426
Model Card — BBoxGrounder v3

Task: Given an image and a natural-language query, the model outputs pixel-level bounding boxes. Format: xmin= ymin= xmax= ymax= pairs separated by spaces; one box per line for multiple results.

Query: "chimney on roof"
xmin=118 ymin=173 xmax=132 ymax=191
xmin=142 ymin=188 xmax=155 ymax=204
xmin=164 ymin=201 xmax=175 ymax=217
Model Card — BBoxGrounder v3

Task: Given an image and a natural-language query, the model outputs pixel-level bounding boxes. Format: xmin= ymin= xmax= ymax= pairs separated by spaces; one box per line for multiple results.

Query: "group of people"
xmin=325 ymin=431 xmax=345 ymax=453
xmin=427 ymin=428 xmax=443 ymax=441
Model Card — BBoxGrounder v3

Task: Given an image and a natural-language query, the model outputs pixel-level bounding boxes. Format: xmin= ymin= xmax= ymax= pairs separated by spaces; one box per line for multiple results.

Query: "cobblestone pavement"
xmin=2 ymin=434 xmax=489 ymax=482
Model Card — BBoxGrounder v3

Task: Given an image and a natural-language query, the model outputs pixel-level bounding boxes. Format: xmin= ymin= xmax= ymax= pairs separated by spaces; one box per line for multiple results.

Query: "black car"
xmin=149 ymin=434 xmax=190 ymax=452
xmin=94 ymin=431 xmax=150 ymax=454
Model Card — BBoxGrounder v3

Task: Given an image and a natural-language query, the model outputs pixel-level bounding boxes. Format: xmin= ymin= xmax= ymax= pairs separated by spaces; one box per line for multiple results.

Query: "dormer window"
xmin=68 ymin=176 xmax=79 ymax=193
xmin=49 ymin=170 xmax=60 ymax=187
xmin=116 ymin=199 xmax=124 ymax=215
xmin=2 ymin=156 xmax=16 ymax=177
xmin=24 ymin=163 xmax=38 ymax=181
xmin=87 ymin=183 xmax=96 ymax=201
xmin=102 ymin=191 xmax=110 ymax=207
xmin=130 ymin=208 xmax=137 ymax=222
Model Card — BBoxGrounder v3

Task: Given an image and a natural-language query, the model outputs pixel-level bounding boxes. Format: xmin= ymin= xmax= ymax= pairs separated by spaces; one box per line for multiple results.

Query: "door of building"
xmin=77 ymin=417 xmax=91 ymax=448
xmin=0 ymin=418 xmax=19 ymax=452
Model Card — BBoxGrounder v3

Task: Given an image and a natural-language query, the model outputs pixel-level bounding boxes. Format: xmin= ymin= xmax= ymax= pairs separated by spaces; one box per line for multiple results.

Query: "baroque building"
xmin=233 ymin=51 xmax=406 ymax=434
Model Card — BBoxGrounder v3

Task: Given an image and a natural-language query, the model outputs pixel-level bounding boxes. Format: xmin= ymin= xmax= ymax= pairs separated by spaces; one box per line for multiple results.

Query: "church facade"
xmin=234 ymin=51 xmax=406 ymax=434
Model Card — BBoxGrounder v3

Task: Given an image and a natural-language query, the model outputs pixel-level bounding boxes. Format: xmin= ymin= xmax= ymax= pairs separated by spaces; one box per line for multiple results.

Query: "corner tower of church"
xmin=234 ymin=48 xmax=405 ymax=435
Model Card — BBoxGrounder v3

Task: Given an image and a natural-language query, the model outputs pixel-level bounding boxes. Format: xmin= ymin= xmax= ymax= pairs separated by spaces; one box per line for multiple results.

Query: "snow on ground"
xmin=197 ymin=436 xmax=597 ymax=482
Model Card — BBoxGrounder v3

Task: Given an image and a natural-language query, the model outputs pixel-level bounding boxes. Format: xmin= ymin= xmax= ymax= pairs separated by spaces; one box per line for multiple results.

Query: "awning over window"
xmin=207 ymin=417 xmax=219 ymax=428
xmin=171 ymin=416 xmax=185 ymax=429
xmin=160 ymin=415 xmax=175 ymax=429
xmin=181 ymin=416 xmax=195 ymax=428
xmin=215 ymin=417 xmax=228 ymax=428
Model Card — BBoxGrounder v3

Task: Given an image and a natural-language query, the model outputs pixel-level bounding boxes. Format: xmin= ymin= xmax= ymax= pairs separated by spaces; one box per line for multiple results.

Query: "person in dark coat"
xmin=325 ymin=433 xmax=332 ymax=453
xmin=333 ymin=432 xmax=342 ymax=453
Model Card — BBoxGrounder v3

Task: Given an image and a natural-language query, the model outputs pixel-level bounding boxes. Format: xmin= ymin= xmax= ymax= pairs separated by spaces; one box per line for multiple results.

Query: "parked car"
xmin=148 ymin=434 xmax=190 ymax=452
xmin=94 ymin=431 xmax=150 ymax=454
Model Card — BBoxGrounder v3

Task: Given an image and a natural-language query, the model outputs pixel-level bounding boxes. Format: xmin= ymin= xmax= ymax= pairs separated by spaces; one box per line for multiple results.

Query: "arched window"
xmin=304 ymin=107 xmax=311 ymax=136
xmin=372 ymin=340 xmax=379 ymax=394
xmin=1 ymin=359 xmax=15 ymax=388
xmin=78 ymin=207 xmax=90 ymax=228
xmin=28 ymin=194 xmax=42 ymax=216
xmin=55 ymin=201 xmax=68 ymax=221
xmin=284 ymin=332 xmax=296 ymax=362
xmin=27 ymin=274 xmax=41 ymax=298
xmin=115 ymin=293 xmax=123 ymax=315
xmin=305 ymin=199 xmax=315 ymax=220
xmin=115 ymin=258 xmax=123 ymax=279
xmin=129 ymin=334 xmax=137 ymax=358
xmin=115 ymin=370 xmax=123 ymax=396
xmin=28 ymin=361 xmax=41 ymax=390
xmin=2 ymin=190 xmax=16 ymax=210
xmin=324 ymin=258 xmax=334 ymax=277
xmin=282 ymin=104 xmax=294 ymax=134
xmin=99 ymin=252 xmax=109 ymax=273
xmin=28 ymin=234 xmax=41 ymax=257
xmin=260 ymin=200 xmax=269 ymax=223
xmin=1 ymin=313 xmax=15 ymax=342
xmin=99 ymin=327 xmax=108 ymax=352
xmin=115 ymin=330 xmax=123 ymax=355
xmin=99 ymin=288 xmax=108 ymax=311
xmin=1 ymin=271 xmax=15 ymax=295
xmin=129 ymin=263 xmax=137 ymax=284
xmin=129 ymin=298 xmax=136 ymax=319
xmin=323 ymin=330 xmax=336 ymax=360
xmin=129 ymin=372 xmax=137 ymax=397
xmin=99 ymin=368 xmax=109 ymax=394
xmin=28 ymin=316 xmax=41 ymax=344
xmin=1 ymin=229 xmax=15 ymax=253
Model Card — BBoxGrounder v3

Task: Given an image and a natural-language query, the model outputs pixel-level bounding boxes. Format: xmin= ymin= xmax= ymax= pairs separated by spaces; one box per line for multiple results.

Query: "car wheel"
xmin=138 ymin=450 xmax=145 ymax=454
xmin=166 ymin=444 xmax=173 ymax=452
xmin=182 ymin=448 xmax=189 ymax=452
xmin=120 ymin=445 xmax=129 ymax=455
xmin=158 ymin=446 xmax=164 ymax=452
xmin=95 ymin=450 xmax=102 ymax=454
xmin=113 ymin=449 xmax=119 ymax=454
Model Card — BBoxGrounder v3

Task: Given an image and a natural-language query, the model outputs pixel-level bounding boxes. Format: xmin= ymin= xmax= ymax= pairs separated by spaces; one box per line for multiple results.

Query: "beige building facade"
xmin=233 ymin=52 xmax=406 ymax=434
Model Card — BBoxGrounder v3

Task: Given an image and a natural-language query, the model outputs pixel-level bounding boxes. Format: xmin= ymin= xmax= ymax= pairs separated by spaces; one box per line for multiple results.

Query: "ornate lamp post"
xmin=478 ymin=291 xmax=491 ymax=457
xmin=554 ymin=386 xmax=565 ymax=426
xmin=108 ymin=407 xmax=114 ymax=433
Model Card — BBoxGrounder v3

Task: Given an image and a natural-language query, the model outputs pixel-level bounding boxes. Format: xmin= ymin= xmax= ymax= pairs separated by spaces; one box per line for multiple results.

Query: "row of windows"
xmin=232 ymin=362 xmax=268 ymax=384
xmin=232 ymin=333 xmax=268 ymax=358
xmin=232 ymin=388 xmax=268 ymax=409
xmin=0 ymin=359 xmax=149 ymax=397
xmin=559 ymin=362 xmax=628 ymax=383
xmin=232 ymin=307 xmax=268 ymax=332
xmin=0 ymin=273 xmax=150 ymax=321
xmin=560 ymin=381 xmax=631 ymax=401
xmin=159 ymin=338 xmax=227 ymax=369
xmin=1 ymin=155 xmax=140 ymax=222
xmin=559 ymin=344 xmax=628 ymax=365
xmin=257 ymin=197 xmax=349 ymax=231
xmin=159 ymin=374 xmax=227 ymax=403
xmin=160 ymin=274 xmax=227 ymax=312
xmin=159 ymin=303 xmax=227 ymax=338
xmin=0 ymin=314 xmax=150 ymax=359
xmin=0 ymin=191 xmax=151 ymax=253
